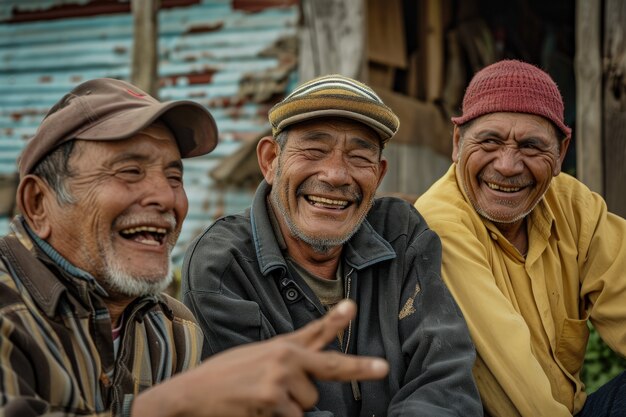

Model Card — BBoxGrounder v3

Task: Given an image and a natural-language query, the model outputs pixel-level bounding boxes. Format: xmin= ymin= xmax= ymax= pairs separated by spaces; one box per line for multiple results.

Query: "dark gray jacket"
xmin=182 ymin=181 xmax=482 ymax=417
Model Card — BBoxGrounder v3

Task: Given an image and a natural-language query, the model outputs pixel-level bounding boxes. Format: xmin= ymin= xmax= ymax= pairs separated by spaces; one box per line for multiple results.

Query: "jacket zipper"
xmin=343 ymin=268 xmax=361 ymax=401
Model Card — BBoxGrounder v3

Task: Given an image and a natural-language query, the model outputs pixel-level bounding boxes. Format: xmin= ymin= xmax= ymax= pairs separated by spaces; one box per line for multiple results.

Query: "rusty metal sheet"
xmin=0 ymin=0 xmax=299 ymax=267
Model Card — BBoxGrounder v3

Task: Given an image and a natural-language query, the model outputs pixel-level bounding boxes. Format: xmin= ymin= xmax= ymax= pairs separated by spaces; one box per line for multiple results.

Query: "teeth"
xmin=308 ymin=195 xmax=348 ymax=206
xmin=120 ymin=226 xmax=167 ymax=235
xmin=136 ymin=239 xmax=160 ymax=246
xmin=486 ymin=182 xmax=521 ymax=192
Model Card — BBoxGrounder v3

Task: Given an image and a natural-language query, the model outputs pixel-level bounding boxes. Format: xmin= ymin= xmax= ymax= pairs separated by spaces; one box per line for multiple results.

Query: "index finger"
xmin=305 ymin=350 xmax=389 ymax=382
xmin=282 ymin=299 xmax=356 ymax=350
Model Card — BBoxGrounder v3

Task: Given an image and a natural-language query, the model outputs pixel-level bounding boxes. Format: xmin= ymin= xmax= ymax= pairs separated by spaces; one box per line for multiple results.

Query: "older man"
xmin=182 ymin=74 xmax=482 ymax=416
xmin=0 ymin=78 xmax=390 ymax=417
xmin=415 ymin=60 xmax=626 ymax=416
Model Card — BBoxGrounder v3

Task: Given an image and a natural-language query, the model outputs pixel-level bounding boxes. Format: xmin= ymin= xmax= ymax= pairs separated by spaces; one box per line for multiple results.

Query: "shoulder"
xmin=415 ymin=167 xmax=484 ymax=239
xmin=185 ymin=210 xmax=254 ymax=259
xmin=542 ymin=173 xmax=613 ymax=240
xmin=159 ymin=293 xmax=200 ymax=324
xmin=197 ymin=210 xmax=252 ymax=241
xmin=366 ymin=197 xmax=444 ymax=257
xmin=0 ymin=270 xmax=26 ymax=316
xmin=0 ymin=241 xmax=30 ymax=315
xmin=547 ymin=173 xmax=597 ymax=205
xmin=544 ymin=173 xmax=605 ymax=222
xmin=415 ymin=166 xmax=466 ymax=217
xmin=369 ymin=196 xmax=429 ymax=234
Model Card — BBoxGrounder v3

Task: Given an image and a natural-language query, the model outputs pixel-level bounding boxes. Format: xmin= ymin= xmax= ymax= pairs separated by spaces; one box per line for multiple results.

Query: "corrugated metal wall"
xmin=0 ymin=0 xmax=299 ymax=266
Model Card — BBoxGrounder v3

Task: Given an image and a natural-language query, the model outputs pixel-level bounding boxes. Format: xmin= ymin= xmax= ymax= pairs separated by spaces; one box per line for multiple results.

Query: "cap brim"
xmin=74 ymin=100 xmax=218 ymax=158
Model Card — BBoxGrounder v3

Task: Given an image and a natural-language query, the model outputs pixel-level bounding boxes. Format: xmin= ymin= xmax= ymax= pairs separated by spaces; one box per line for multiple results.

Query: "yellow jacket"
xmin=415 ymin=165 xmax=626 ymax=416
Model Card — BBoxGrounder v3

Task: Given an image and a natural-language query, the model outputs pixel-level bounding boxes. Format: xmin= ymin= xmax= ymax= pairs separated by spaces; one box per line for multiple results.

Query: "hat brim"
xmin=74 ymin=100 xmax=218 ymax=158
xmin=276 ymin=109 xmax=394 ymax=142
xmin=270 ymin=95 xmax=398 ymax=143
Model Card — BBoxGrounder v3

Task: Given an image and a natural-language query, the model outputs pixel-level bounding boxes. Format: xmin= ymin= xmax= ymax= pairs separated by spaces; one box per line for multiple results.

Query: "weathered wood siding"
xmin=604 ymin=0 xmax=626 ymax=217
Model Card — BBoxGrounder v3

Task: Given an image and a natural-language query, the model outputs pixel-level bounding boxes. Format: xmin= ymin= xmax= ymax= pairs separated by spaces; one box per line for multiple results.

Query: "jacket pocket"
xmin=555 ymin=317 xmax=589 ymax=375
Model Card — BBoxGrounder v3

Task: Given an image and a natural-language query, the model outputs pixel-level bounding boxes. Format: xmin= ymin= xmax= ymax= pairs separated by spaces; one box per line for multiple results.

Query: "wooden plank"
xmin=575 ymin=0 xmax=603 ymax=194
xmin=377 ymin=142 xmax=449 ymax=197
xmin=441 ymin=28 xmax=466 ymax=120
xmin=406 ymin=50 xmax=420 ymax=98
xmin=374 ymin=87 xmax=452 ymax=156
xmin=367 ymin=62 xmax=395 ymax=89
xmin=131 ymin=0 xmax=159 ymax=96
xmin=603 ymin=0 xmax=626 ymax=217
xmin=299 ymin=0 xmax=366 ymax=81
xmin=366 ymin=0 xmax=406 ymax=68
xmin=420 ymin=0 xmax=444 ymax=102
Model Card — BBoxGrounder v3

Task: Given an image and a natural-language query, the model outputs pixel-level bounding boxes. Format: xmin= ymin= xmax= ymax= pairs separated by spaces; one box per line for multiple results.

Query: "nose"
xmin=140 ymin=171 xmax=179 ymax=212
xmin=317 ymin=151 xmax=351 ymax=187
xmin=492 ymin=145 xmax=524 ymax=176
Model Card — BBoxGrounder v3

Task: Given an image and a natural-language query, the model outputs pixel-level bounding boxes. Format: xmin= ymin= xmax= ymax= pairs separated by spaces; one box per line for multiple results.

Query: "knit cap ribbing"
xmin=451 ymin=60 xmax=571 ymax=139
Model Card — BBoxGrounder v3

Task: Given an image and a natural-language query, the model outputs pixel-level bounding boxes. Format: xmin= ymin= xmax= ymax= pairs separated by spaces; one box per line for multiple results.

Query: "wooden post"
xmin=299 ymin=0 xmax=366 ymax=81
xmin=420 ymin=0 xmax=444 ymax=103
xmin=131 ymin=0 xmax=160 ymax=97
xmin=603 ymin=0 xmax=626 ymax=217
xmin=575 ymin=0 xmax=603 ymax=194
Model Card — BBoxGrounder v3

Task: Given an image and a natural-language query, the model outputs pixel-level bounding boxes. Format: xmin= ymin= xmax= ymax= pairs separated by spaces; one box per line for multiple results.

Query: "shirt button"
xmin=284 ymin=288 xmax=299 ymax=301
xmin=490 ymin=232 xmax=498 ymax=240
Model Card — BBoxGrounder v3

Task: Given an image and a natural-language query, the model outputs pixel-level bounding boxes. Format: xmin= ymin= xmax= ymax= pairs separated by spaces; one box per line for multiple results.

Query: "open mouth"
xmin=485 ymin=182 xmax=523 ymax=193
xmin=119 ymin=226 xmax=167 ymax=246
xmin=305 ymin=195 xmax=350 ymax=210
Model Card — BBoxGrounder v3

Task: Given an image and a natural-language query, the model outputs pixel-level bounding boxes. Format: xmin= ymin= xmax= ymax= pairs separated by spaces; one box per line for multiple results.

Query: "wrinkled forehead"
xmin=460 ymin=112 xmax=561 ymax=140
xmin=288 ymin=116 xmax=382 ymax=146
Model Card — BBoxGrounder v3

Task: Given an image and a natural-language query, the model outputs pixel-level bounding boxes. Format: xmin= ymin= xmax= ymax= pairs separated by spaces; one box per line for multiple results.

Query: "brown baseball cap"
xmin=18 ymin=78 xmax=219 ymax=178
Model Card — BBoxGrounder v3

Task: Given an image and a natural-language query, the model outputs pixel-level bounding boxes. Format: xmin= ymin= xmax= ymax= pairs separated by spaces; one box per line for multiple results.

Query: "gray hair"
xmin=31 ymin=140 xmax=77 ymax=205
xmin=274 ymin=129 xmax=289 ymax=149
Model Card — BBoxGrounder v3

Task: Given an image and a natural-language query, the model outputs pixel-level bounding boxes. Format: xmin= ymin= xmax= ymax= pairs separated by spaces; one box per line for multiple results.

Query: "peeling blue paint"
xmin=0 ymin=0 xmax=299 ymax=265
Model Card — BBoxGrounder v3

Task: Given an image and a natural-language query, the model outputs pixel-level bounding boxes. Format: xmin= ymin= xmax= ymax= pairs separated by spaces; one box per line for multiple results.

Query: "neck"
xmin=495 ymin=217 xmax=528 ymax=256
xmin=285 ymin=238 xmax=342 ymax=280
xmin=104 ymin=296 xmax=133 ymax=328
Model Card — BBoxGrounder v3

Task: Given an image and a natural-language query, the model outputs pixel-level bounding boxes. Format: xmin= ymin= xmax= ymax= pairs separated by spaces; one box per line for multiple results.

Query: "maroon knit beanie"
xmin=451 ymin=60 xmax=571 ymax=139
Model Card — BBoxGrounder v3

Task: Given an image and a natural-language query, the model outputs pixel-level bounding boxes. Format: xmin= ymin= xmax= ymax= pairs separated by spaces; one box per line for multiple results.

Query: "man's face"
xmin=267 ymin=118 xmax=387 ymax=253
xmin=453 ymin=112 xmax=569 ymax=225
xmin=46 ymin=123 xmax=188 ymax=297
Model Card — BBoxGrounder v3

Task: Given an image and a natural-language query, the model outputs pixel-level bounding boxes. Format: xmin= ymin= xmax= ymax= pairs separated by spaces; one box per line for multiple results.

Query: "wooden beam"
xmin=299 ymin=0 xmax=366 ymax=81
xmin=374 ymin=87 xmax=451 ymax=156
xmin=131 ymin=0 xmax=160 ymax=97
xmin=367 ymin=0 xmax=406 ymax=69
xmin=575 ymin=0 xmax=603 ymax=194
xmin=603 ymin=0 xmax=626 ymax=217
xmin=420 ymin=0 xmax=444 ymax=102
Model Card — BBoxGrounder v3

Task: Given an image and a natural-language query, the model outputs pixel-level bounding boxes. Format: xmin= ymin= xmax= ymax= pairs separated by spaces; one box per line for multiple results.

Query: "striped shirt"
xmin=0 ymin=217 xmax=203 ymax=416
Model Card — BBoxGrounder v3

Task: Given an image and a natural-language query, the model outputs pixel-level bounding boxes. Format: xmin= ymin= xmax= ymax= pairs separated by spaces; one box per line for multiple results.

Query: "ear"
xmin=376 ymin=156 xmax=388 ymax=188
xmin=553 ymin=136 xmax=571 ymax=176
xmin=452 ymin=126 xmax=462 ymax=163
xmin=16 ymin=175 xmax=54 ymax=239
xmin=257 ymin=136 xmax=280 ymax=185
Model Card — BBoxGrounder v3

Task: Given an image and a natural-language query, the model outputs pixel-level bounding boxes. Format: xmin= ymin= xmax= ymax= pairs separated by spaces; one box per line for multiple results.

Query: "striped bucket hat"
xmin=268 ymin=74 xmax=399 ymax=145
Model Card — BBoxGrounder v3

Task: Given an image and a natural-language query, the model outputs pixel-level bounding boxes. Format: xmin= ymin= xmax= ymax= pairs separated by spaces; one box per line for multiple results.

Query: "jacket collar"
xmin=250 ymin=181 xmax=396 ymax=277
